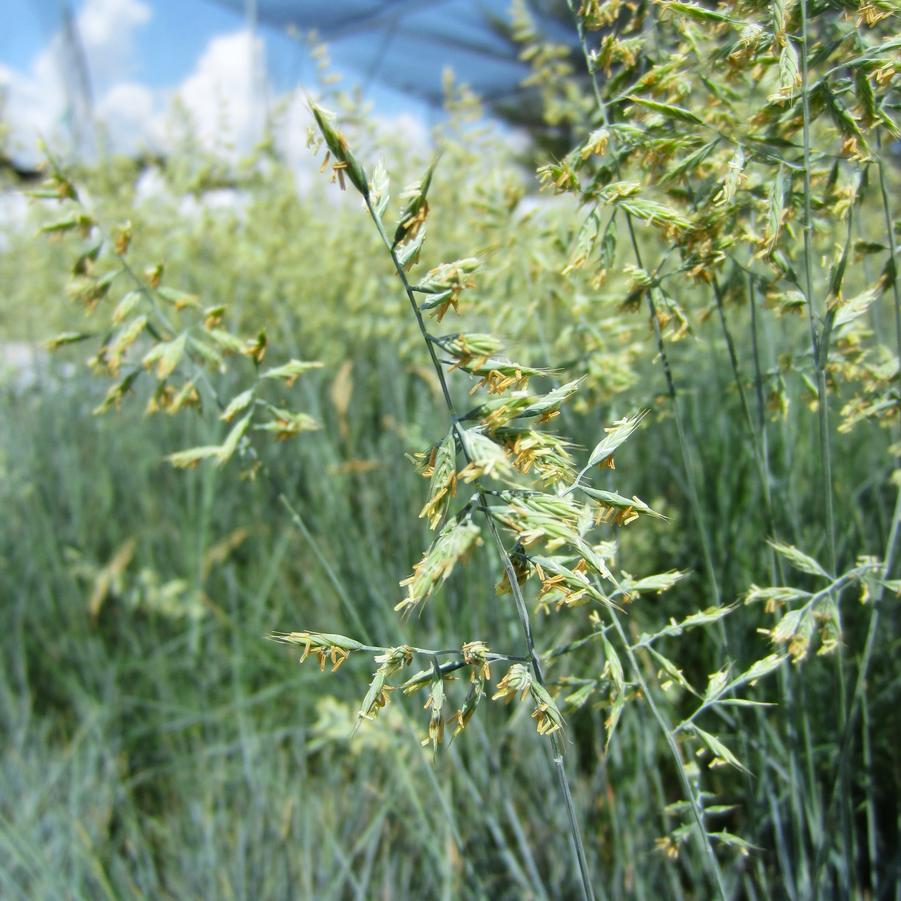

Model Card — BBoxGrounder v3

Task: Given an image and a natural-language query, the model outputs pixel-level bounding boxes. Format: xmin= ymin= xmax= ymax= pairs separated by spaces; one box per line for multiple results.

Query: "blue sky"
xmin=6 ymin=0 xmax=246 ymax=89
xmin=1 ymin=0 xmax=448 ymax=163
xmin=2 ymin=0 xmax=526 ymax=164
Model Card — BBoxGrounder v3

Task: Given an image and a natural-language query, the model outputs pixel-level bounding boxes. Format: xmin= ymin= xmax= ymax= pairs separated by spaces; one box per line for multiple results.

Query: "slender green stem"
xmin=747 ymin=272 xmax=786 ymax=585
xmin=861 ymin=694 xmax=878 ymax=895
xmin=876 ymin=154 xmax=901 ymax=367
xmin=450 ymin=742 xmax=545 ymax=898
xmin=559 ymin=5 xmax=731 ymax=888
xmin=563 ymin=0 xmax=723 ymax=614
xmin=797 ymin=0 xmax=837 ymax=576
xmin=743 ymin=255 xmax=816 ymax=898
xmin=812 ymin=480 xmax=901 ymax=886
xmin=796 ymin=2 xmax=853 ymax=887
xmin=276 ymin=492 xmax=372 ymax=640
xmin=607 ymin=608 xmax=728 ymax=901
xmin=711 ymin=276 xmax=782 ymax=565
xmin=363 ymin=196 xmax=597 ymax=901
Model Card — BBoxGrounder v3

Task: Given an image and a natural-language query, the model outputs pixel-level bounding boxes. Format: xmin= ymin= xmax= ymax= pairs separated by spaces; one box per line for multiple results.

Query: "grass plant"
xmin=1 ymin=1 xmax=900 ymax=896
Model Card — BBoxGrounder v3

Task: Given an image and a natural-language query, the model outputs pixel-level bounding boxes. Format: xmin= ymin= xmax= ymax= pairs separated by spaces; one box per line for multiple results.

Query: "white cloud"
xmin=78 ymin=0 xmax=150 ymax=55
xmin=1 ymin=0 xmax=152 ymax=160
xmin=78 ymin=0 xmax=151 ymax=84
xmin=0 ymin=53 xmax=66 ymax=158
xmin=2 ymin=22 xmax=275 ymax=165
xmin=95 ymin=81 xmax=161 ymax=155
xmin=375 ymin=111 xmax=430 ymax=154
xmin=174 ymin=30 xmax=265 ymax=152
xmin=1 ymin=7 xmax=432 ymax=193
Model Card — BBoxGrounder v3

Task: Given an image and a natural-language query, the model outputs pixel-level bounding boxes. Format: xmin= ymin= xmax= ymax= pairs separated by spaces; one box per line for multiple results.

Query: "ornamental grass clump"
xmin=20 ymin=0 xmax=899 ymax=893
xmin=262 ymin=101 xmax=800 ymax=900
xmin=512 ymin=0 xmax=900 ymax=894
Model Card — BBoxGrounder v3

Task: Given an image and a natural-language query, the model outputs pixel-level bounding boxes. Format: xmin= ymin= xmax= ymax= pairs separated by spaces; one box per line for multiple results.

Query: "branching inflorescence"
xmin=30 ymin=0 xmax=900 ymax=893
xmin=272 ymin=101 xmax=815 ymax=898
xmin=37 ymin=157 xmax=324 ymax=474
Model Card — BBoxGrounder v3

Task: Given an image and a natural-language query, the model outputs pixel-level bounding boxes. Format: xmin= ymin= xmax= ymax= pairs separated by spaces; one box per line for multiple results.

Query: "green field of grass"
xmin=2 ymin=2 xmax=900 ymax=896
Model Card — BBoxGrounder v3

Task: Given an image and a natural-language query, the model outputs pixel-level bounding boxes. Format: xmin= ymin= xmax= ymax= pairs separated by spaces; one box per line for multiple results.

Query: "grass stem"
xmin=363 ymin=194 xmax=597 ymax=901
